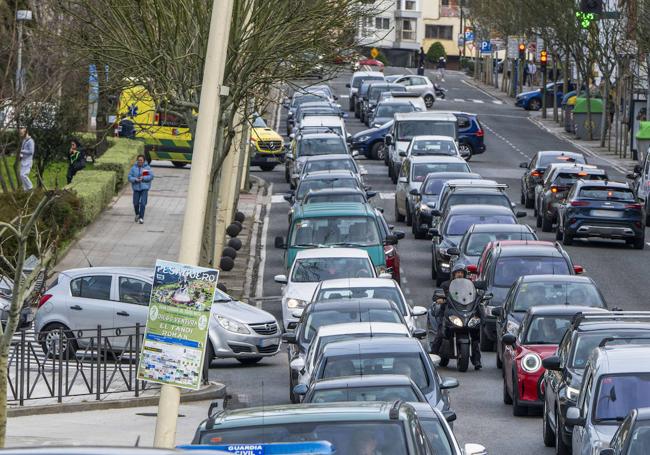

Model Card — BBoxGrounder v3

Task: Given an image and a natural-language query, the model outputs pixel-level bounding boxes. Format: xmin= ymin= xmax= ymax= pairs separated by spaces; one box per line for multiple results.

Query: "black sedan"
xmin=519 ymin=151 xmax=586 ymax=209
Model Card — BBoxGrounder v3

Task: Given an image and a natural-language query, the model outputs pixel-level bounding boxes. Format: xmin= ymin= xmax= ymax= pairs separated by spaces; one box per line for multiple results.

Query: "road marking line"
xmin=472 ymin=99 xmax=485 ymax=104
xmin=271 ymin=194 xmax=287 ymax=203
xmin=379 ymin=192 xmax=395 ymax=199
xmin=492 ymin=100 xmax=504 ymax=104
xmin=402 ymin=276 xmax=408 ymax=284
xmin=255 ymin=184 xmax=273 ymax=301
xmin=339 ymin=95 xmax=349 ymax=98
xmin=404 ymin=288 xmax=411 ymax=295
xmin=454 ymin=98 xmax=465 ymax=103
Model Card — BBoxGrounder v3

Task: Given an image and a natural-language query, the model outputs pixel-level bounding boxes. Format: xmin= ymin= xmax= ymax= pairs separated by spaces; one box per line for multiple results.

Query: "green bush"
xmin=426 ymin=42 xmax=447 ymax=63
xmin=375 ymin=51 xmax=389 ymax=66
xmin=67 ymin=170 xmax=116 ymax=225
xmin=0 ymin=156 xmax=69 ymax=191
xmin=94 ymin=138 xmax=143 ymax=190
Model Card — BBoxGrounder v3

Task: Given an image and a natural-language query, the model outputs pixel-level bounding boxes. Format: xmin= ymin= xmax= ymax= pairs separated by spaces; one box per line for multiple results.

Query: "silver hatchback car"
xmin=35 ymin=267 xmax=280 ymax=364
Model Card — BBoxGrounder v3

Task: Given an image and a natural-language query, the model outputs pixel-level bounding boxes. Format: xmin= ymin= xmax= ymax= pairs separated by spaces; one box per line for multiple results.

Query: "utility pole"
xmin=15 ymin=10 xmax=32 ymax=96
xmin=153 ymin=0 xmax=234 ymax=448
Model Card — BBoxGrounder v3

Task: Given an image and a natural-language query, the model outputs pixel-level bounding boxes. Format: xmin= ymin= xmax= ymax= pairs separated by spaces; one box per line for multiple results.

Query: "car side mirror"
xmin=599 ymin=449 xmax=615 ymax=455
xmin=429 ymin=354 xmax=441 ymax=367
xmin=290 ymin=358 xmax=305 ymax=371
xmin=446 ymin=247 xmax=460 ymax=256
xmin=345 ymin=83 xmax=351 ymax=88
xmin=565 ymin=407 xmax=585 ymax=427
xmin=516 ymin=211 xmax=527 ymax=218
xmin=519 ymin=162 xmax=528 ymax=169
xmin=282 ymin=332 xmax=297 ymax=344
xmin=409 ymin=189 xmax=419 ymax=196
xmin=366 ymin=191 xmax=377 ymax=199
xmin=491 ymin=306 xmax=502 ymax=317
xmin=411 ymin=305 xmax=427 ymax=317
xmin=502 ymin=333 xmax=517 ymax=346
xmin=283 ymin=194 xmax=294 ymax=203
xmin=393 ymin=230 xmax=405 ymax=240
xmin=442 ymin=410 xmax=457 ymax=423
xmin=292 ymin=384 xmax=308 ymax=396
xmin=398 ymin=177 xmax=408 ymax=184
xmin=413 ymin=328 xmax=427 ymax=339
xmin=273 ymin=274 xmax=288 ymax=284
xmin=474 ymin=280 xmax=487 ymax=290
xmin=274 ymin=237 xmax=287 ymax=250
xmin=399 ymin=151 xmax=407 ymax=157
xmin=291 ymin=309 xmax=304 ymax=319
xmin=573 ymin=265 xmax=584 ymax=274
xmin=428 ymin=228 xmax=439 ymax=237
xmin=464 ymin=443 xmax=488 ymax=455
xmin=384 ymin=134 xmax=393 ymax=146
xmin=542 ymin=355 xmax=561 ymax=371
xmin=384 ymin=234 xmax=398 ymax=245
xmin=440 ymin=377 xmax=459 ymax=390
xmin=430 ymin=209 xmax=441 ymax=217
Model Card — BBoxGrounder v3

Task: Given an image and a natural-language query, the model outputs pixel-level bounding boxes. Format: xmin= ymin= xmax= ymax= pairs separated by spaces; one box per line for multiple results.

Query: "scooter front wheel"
xmin=457 ymin=343 xmax=470 ymax=372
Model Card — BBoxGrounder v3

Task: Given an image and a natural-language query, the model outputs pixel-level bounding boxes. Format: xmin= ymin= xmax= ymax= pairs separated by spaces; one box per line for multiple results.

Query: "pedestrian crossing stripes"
xmin=442 ymin=98 xmax=503 ymax=105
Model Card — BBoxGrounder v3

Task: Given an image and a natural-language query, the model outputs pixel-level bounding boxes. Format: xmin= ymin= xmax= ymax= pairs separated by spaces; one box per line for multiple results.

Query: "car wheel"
xmin=284 ymin=166 xmax=290 ymax=184
xmin=424 ymin=94 xmax=435 ymax=108
xmin=512 ymin=371 xmax=528 ymax=416
xmin=370 ymin=142 xmax=384 ymax=161
xmin=542 ymin=215 xmax=553 ymax=232
xmin=431 ymin=255 xmax=438 ymax=280
xmin=562 ymin=231 xmax=573 ymax=246
xmin=171 ymin=161 xmax=187 ymax=168
xmin=536 ymin=212 xmax=542 ymax=228
xmin=349 ymin=97 xmax=355 ymax=112
xmin=503 ymin=373 xmax=513 ymax=404
xmin=496 ymin=347 xmax=503 ymax=368
xmin=395 ymin=199 xmax=405 ymax=222
xmin=237 ymin=357 xmax=263 ymax=365
xmin=520 ymin=191 xmax=525 ymax=205
xmin=645 ymin=210 xmax=650 ymax=227
xmin=528 ymin=98 xmax=542 ymax=111
xmin=556 ymin=410 xmax=571 ymax=455
xmin=459 ymin=143 xmax=473 ymax=161
xmin=480 ymin=326 xmax=495 ymax=351
xmin=525 ymin=193 xmax=535 ymax=209
xmin=634 ymin=236 xmax=645 ymax=249
xmin=543 ymin=400 xmax=556 ymax=447
xmin=259 ymin=164 xmax=276 ymax=172
xmin=40 ymin=323 xmax=78 ymax=359
xmin=413 ymin=216 xmax=426 ymax=239
xmin=405 ymin=202 xmax=413 ymax=226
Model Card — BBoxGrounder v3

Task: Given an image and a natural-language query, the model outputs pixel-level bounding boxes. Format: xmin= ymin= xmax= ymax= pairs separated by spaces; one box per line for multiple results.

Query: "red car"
xmin=502 ymin=305 xmax=600 ymax=416
xmin=355 ymin=58 xmax=384 ymax=72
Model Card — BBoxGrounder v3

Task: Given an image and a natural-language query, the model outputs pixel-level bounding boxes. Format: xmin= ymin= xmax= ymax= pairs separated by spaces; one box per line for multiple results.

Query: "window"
xmin=118 ymin=277 xmax=152 ymax=306
xmin=401 ymin=19 xmax=416 ymax=40
xmin=70 ymin=275 xmax=112 ymax=300
xmin=425 ymin=25 xmax=453 ymax=40
xmin=456 ymin=115 xmax=470 ymax=129
xmin=404 ymin=0 xmax=417 ymax=10
xmin=375 ymin=17 xmax=390 ymax=30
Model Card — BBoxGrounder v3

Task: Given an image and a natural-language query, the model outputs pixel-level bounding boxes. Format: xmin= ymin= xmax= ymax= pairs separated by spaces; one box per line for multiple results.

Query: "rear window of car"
xmin=571 ymin=331 xmax=650 ymax=368
xmin=353 ymin=75 xmax=385 ymax=88
xmin=554 ymin=172 xmax=605 ymax=185
xmin=464 ymin=231 xmax=536 ymax=256
xmin=578 ymin=187 xmax=635 ymax=201
xmin=445 ymin=214 xmax=516 ymax=236
xmin=594 ymin=374 xmax=650 ymax=423
xmin=538 ymin=154 xmax=585 ymax=168
xmin=493 ymin=256 xmax=570 ymax=287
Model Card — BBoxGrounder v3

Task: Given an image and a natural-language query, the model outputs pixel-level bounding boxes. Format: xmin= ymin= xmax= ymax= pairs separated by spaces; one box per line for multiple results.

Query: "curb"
xmin=243 ymin=175 xmax=269 ymax=301
xmin=7 ymin=382 xmax=226 ymax=418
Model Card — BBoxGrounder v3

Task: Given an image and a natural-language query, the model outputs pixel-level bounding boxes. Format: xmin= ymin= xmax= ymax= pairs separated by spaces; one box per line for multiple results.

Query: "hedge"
xmin=94 ymin=137 xmax=143 ymax=190
xmin=66 ymin=170 xmax=116 ymax=225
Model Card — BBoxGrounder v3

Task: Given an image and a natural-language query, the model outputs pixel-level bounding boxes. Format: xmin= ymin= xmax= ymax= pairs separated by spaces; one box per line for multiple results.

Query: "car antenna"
xmin=78 ymin=244 xmax=93 ymax=268
xmin=134 ymin=436 xmax=140 ymax=447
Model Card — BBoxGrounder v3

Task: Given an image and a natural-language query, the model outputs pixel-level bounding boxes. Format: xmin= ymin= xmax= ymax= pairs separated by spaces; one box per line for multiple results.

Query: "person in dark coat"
xmin=66 ymin=138 xmax=86 ymax=184
xmin=417 ymin=47 xmax=426 ymax=75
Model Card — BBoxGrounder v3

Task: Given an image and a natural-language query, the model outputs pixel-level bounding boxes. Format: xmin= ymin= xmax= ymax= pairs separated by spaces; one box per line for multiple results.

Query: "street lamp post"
xmin=15 ymin=10 xmax=32 ymax=96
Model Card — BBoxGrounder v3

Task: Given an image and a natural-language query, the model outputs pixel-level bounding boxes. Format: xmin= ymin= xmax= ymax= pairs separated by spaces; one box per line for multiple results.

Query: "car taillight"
xmin=550 ymin=186 xmax=558 ymax=193
xmin=475 ymin=129 xmax=484 ymax=137
xmin=154 ymin=113 xmax=160 ymax=124
xmin=38 ymin=294 xmax=52 ymax=309
xmin=626 ymin=203 xmax=643 ymax=210
xmin=570 ymin=201 xmax=589 ymax=206
xmin=531 ymin=170 xmax=541 ymax=177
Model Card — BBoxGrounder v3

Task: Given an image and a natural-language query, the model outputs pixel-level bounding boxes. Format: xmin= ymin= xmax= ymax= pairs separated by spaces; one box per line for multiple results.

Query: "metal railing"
xmin=7 ymin=324 xmax=156 ymax=406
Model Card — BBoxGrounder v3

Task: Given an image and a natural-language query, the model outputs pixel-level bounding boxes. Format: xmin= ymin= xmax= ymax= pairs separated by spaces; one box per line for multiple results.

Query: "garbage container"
xmin=562 ymin=91 xmax=577 ymax=133
xmin=573 ymin=98 xmax=603 ymax=140
xmin=636 ymin=121 xmax=650 ymax=162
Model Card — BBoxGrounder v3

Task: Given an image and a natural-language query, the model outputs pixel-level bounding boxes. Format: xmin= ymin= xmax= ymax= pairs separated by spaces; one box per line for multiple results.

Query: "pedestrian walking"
xmin=66 ymin=138 xmax=86 ymax=184
xmin=437 ymin=57 xmax=446 ymax=81
xmin=128 ymin=154 xmax=154 ymax=224
xmin=18 ymin=127 xmax=35 ymax=190
xmin=523 ymin=62 xmax=530 ymax=87
xmin=528 ymin=61 xmax=537 ymax=87
xmin=417 ymin=47 xmax=426 ymax=76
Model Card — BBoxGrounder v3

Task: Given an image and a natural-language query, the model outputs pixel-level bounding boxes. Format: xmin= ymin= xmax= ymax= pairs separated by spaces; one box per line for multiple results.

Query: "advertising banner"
xmin=138 ymin=260 xmax=219 ymax=390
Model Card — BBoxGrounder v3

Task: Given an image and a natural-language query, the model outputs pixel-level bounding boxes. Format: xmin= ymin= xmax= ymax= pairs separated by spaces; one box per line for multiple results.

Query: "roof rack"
xmin=571 ymin=311 xmax=650 ymax=327
xmin=389 ymin=400 xmax=403 ymax=420
xmin=447 ymin=182 xmax=508 ymax=190
xmin=599 ymin=336 xmax=650 ymax=348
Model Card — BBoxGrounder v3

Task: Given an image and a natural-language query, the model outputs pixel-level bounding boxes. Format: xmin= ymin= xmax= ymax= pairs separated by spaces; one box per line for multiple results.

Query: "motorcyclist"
xmin=430 ymin=264 xmax=482 ymax=369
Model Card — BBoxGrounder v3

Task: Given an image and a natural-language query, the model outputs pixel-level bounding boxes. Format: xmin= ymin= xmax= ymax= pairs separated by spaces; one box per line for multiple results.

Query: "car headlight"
xmin=440 ymin=262 xmax=450 ymax=271
xmin=506 ymin=320 xmax=519 ymax=334
xmin=216 ymin=315 xmax=251 ymax=334
xmin=449 ymin=315 xmax=463 ymax=327
xmin=521 ymin=353 xmax=542 ymax=373
xmin=468 ymin=317 xmax=480 ymax=328
xmin=286 ymin=298 xmax=307 ymax=309
xmin=357 ymin=135 xmax=371 ymax=142
xmin=566 ymin=385 xmax=580 ymax=401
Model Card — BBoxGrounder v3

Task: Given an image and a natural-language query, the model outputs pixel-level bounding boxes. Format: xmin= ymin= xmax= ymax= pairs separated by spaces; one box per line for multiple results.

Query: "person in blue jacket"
xmin=127 ymin=155 xmax=154 ymax=224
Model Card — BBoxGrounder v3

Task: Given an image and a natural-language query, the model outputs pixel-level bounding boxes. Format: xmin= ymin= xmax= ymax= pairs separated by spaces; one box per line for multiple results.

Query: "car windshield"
xmin=375 ymin=104 xmax=416 ymax=118
xmin=410 ymin=139 xmax=457 ymax=156
xmin=251 ymin=116 xmax=266 ymax=128
xmin=419 ymin=418 xmax=454 ymax=455
xmin=594 ymin=374 xmax=650 ymax=423
xmin=446 ymin=193 xmax=510 ymax=208
xmin=304 ymin=193 xmax=366 ymax=204
xmin=291 ymin=258 xmax=374 ymax=283
xmin=322 ymin=353 xmax=429 ymax=390
xmin=445 ymin=215 xmax=515 ymax=236
xmin=303 ymin=159 xmax=356 ymax=174
xmin=538 ymin=154 xmax=585 ymax=167
xmin=353 ymin=75 xmax=384 ymax=88
xmin=293 ymin=94 xmax=327 ymax=107
xmin=628 ymin=421 xmax=650 ymax=451
xmin=524 ymin=316 xmax=572 ymax=344
xmin=513 ymin=282 xmax=605 ymax=312
xmin=412 ymin=163 xmax=470 ymax=182
xmin=397 ymin=121 xmax=456 ymax=141
xmin=296 ymin=178 xmax=360 ymax=200
xmin=310 ymin=385 xmax=419 ymax=403
xmin=493 ymin=257 xmax=571 ymax=287
xmin=198 ymin=421 xmax=408 ymax=454
xmin=297 ymin=137 xmax=346 ymax=156
xmin=464 ymin=231 xmax=537 ymax=256
xmin=313 ymin=287 xmax=407 ymax=315
xmin=570 ymin=331 xmax=650 ymax=369
xmin=578 ymin=187 xmax=635 ymax=201
xmin=302 ymin=309 xmax=404 ymax=342
xmin=290 ymin=216 xmax=380 ymax=247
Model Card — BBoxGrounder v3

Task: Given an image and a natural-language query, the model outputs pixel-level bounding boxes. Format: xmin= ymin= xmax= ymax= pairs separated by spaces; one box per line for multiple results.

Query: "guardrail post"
xmin=19 ymin=329 xmax=25 ymax=406
xmin=57 ymin=328 xmax=63 ymax=403
xmin=96 ymin=325 xmax=101 ymax=401
xmin=135 ymin=323 xmax=140 ymax=398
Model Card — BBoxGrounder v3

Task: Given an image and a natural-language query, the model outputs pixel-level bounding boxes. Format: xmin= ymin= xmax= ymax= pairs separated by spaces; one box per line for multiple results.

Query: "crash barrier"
xmin=7 ymin=324 xmax=155 ymax=406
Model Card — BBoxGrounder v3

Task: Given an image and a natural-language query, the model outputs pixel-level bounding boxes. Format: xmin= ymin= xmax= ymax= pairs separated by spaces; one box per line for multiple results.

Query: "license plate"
xmin=259 ymin=337 xmax=279 ymax=348
xmin=591 ymin=209 xmax=623 ymax=218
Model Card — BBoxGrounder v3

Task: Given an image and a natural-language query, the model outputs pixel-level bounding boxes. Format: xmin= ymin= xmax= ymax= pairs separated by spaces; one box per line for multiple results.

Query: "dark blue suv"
xmin=351 ymin=120 xmax=393 ymax=160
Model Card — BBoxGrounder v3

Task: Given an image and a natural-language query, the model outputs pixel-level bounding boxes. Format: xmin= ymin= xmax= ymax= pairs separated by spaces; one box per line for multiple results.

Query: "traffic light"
xmin=580 ymin=0 xmax=602 ymax=14
xmin=576 ymin=11 xmax=596 ymax=28
xmin=540 ymin=50 xmax=548 ymax=71
xmin=518 ymin=43 xmax=525 ymax=60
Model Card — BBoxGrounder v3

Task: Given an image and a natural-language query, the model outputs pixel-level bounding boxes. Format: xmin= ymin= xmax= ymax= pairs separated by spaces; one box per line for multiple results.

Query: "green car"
xmin=274 ymin=202 xmax=397 ymax=273
xmin=191 ymin=401 xmax=435 ymax=454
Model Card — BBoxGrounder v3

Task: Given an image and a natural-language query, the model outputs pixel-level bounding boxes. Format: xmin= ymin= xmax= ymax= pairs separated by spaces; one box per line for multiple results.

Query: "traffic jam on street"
xmin=193 ymin=62 xmax=650 ymax=454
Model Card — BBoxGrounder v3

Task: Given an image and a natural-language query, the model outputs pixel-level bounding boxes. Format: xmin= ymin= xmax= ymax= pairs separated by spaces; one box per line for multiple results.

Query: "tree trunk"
xmin=0 ymin=354 xmax=8 ymax=447
xmin=600 ymin=77 xmax=609 ymax=148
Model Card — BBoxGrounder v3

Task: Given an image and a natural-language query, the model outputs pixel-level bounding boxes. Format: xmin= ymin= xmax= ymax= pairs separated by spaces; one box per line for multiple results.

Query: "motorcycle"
xmin=434 ymin=83 xmax=447 ymax=99
xmin=435 ymin=278 xmax=481 ymax=372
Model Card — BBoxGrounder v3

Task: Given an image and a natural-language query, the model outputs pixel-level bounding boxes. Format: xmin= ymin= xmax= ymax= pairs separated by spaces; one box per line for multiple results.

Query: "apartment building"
xmin=422 ymin=0 xmax=464 ymax=64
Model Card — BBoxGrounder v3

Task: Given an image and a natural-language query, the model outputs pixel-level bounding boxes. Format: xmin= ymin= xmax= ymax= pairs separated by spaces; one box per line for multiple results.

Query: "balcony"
xmin=394 ymin=9 xmax=421 ymax=19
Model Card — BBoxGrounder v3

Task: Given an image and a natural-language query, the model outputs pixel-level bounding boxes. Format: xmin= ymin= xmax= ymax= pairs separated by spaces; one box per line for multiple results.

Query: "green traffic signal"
xmin=576 ymin=11 xmax=595 ymax=28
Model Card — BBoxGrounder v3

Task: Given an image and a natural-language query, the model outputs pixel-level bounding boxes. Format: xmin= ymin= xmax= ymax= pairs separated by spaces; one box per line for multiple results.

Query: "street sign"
xmin=138 ymin=259 xmax=219 ymax=390
xmin=457 ymin=34 xmax=464 ymax=46
xmin=464 ymin=28 xmax=474 ymax=43
xmin=508 ymin=37 xmax=523 ymax=58
xmin=370 ymin=47 xmax=379 ymax=59
xmin=480 ymin=41 xmax=492 ymax=54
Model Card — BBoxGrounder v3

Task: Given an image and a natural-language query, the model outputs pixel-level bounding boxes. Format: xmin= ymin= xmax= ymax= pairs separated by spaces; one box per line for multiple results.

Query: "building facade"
xmin=422 ymin=0 xmax=464 ymax=64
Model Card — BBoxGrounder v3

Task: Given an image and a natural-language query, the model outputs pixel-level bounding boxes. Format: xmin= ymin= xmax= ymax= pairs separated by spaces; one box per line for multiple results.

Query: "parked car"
xmin=555 ymin=180 xmax=645 ymax=249
xmin=473 ymin=240 xmax=583 ymax=351
xmin=273 ymin=248 xmax=379 ymax=331
xmin=502 ymin=305 xmax=605 ymax=416
xmin=515 ymin=81 xmax=576 ymax=111
xmin=627 ymin=151 xmax=650 ymax=225
xmin=519 ymin=151 xmax=586 ymax=209
xmin=36 ymin=269 xmax=280 ymax=363
xmin=350 ymin=120 xmax=392 ymax=160
xmin=393 ymin=75 xmax=437 ymax=108
xmin=542 ymin=311 xmax=650 ymax=454
xmin=249 ymin=113 xmax=285 ymax=172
